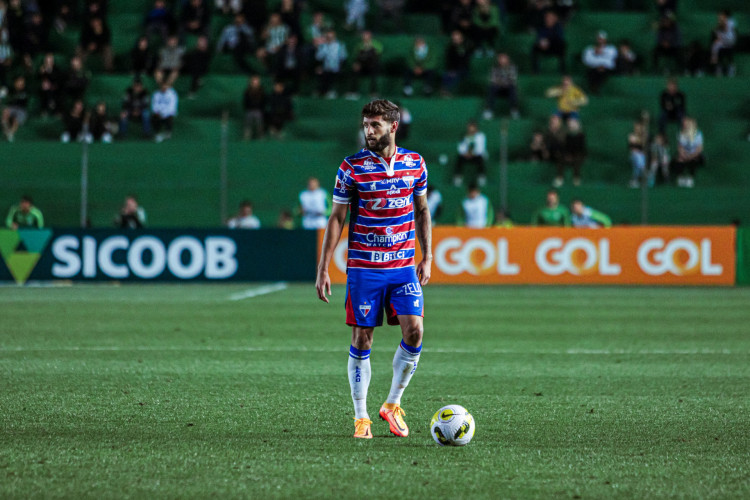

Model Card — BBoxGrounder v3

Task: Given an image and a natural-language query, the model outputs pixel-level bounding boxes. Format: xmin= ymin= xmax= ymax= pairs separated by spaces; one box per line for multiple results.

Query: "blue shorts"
xmin=345 ymin=267 xmax=424 ymax=327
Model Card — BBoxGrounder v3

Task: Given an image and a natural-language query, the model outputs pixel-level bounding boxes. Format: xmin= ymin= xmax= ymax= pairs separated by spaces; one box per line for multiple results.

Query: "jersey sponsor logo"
xmin=381 ymin=178 xmax=401 ymax=184
xmin=362 ymin=158 xmax=377 ymax=171
xmin=370 ymin=182 xmax=378 ymax=191
xmin=402 ymin=155 xmax=417 ymax=167
xmin=388 ymin=185 xmax=401 ymax=195
xmin=371 ymin=250 xmax=408 ymax=262
xmin=365 ymin=197 xmax=410 ymax=210
xmin=359 ymin=303 xmax=372 ymax=317
xmin=365 ymin=231 xmax=409 ymax=247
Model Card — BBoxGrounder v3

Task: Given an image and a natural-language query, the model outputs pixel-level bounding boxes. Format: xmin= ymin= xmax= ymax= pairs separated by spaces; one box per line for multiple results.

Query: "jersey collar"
xmin=369 ymin=148 xmax=398 ymax=177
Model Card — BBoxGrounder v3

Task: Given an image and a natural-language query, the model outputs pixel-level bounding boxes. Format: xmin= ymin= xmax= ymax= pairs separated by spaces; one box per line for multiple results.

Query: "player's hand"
xmin=315 ymin=269 xmax=332 ymax=303
xmin=417 ymin=258 xmax=432 ymax=286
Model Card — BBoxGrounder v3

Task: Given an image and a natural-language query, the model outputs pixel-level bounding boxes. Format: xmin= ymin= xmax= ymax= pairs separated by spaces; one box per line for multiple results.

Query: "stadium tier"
xmin=2 ymin=1 xmax=749 ymax=228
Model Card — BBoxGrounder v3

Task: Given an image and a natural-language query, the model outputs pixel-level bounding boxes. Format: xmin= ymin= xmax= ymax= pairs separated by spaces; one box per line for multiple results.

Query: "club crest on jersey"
xmin=359 ymin=303 xmax=372 ymax=317
xmin=402 ymin=155 xmax=417 ymax=167
xmin=404 ymin=176 xmax=415 ymax=188
xmin=362 ymin=158 xmax=377 ymax=171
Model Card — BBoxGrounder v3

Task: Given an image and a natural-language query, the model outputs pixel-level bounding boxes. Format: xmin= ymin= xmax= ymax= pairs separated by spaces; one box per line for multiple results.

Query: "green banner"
xmin=0 ymin=229 xmax=317 ymax=284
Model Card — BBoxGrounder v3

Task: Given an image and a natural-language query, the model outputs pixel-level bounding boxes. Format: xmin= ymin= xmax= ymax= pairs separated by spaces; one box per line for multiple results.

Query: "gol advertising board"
xmin=320 ymin=226 xmax=736 ymax=286
xmin=0 ymin=229 xmax=316 ymax=284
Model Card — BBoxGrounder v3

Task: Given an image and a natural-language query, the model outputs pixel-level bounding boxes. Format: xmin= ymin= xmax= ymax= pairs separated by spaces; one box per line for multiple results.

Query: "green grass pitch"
xmin=1 ymin=284 xmax=749 ymax=498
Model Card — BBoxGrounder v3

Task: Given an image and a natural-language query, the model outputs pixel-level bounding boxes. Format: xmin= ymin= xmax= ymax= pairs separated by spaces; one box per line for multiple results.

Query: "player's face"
xmin=363 ymin=115 xmax=393 ymax=153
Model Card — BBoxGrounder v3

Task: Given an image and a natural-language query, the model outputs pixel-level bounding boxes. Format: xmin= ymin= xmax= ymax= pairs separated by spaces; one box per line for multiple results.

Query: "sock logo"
xmin=410 ymin=361 xmax=417 ymax=375
xmin=359 ymin=302 xmax=371 ymax=317
xmin=355 ymin=366 xmax=361 ymax=382
xmin=0 ymin=229 xmax=53 ymax=285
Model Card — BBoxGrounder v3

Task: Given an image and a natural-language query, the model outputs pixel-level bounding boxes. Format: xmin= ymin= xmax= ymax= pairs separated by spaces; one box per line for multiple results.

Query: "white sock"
xmin=348 ymin=345 xmax=371 ymax=419
xmin=386 ymin=340 xmax=422 ymax=406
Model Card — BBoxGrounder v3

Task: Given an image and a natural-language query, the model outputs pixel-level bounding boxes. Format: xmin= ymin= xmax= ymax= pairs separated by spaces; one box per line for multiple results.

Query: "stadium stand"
xmin=2 ymin=0 xmax=749 ymax=227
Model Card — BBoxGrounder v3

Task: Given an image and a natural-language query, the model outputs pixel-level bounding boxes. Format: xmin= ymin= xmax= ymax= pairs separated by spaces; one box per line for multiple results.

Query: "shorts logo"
xmin=413 ymin=299 xmax=419 ymax=307
xmin=359 ymin=303 xmax=372 ymax=317
xmin=399 ymin=282 xmax=422 ymax=297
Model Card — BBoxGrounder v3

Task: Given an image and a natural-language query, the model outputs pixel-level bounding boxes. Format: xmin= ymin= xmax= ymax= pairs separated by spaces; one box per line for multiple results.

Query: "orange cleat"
xmin=379 ymin=403 xmax=409 ymax=437
xmin=353 ymin=418 xmax=373 ymax=439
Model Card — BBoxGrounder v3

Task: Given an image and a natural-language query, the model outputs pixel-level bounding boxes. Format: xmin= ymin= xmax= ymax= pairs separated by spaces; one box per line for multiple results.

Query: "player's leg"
xmin=379 ymin=271 xmax=424 ymax=437
xmin=345 ymin=270 xmax=385 ymax=439
xmin=379 ymin=315 xmax=423 ymax=437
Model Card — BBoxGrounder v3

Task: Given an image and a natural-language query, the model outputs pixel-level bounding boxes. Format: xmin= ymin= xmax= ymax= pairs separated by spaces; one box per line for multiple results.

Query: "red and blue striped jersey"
xmin=332 ymin=147 xmax=428 ymax=270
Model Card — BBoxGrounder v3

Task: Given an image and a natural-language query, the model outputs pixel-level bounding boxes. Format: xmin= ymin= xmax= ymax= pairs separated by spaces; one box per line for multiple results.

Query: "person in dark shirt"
xmin=183 ymin=35 xmax=212 ymax=96
xmin=274 ymin=34 xmax=304 ymax=93
xmin=562 ymin=118 xmax=586 ymax=187
xmin=544 ymin=114 xmax=567 ymax=187
xmin=349 ymin=31 xmax=382 ymax=98
xmin=441 ymin=30 xmax=473 ymax=96
xmin=243 ymin=75 xmax=266 ymax=140
xmin=266 ymin=80 xmax=293 ymax=138
xmin=180 ymin=0 xmax=211 ymax=38
xmin=78 ymin=16 xmax=113 ymax=71
xmin=115 ymin=196 xmax=147 ymax=229
xmin=531 ymin=10 xmax=566 ymax=74
xmin=131 ymin=35 xmax=155 ymax=78
xmin=61 ymin=99 xmax=87 ymax=143
xmin=658 ymin=77 xmax=686 ymax=133
xmin=89 ymin=101 xmax=113 ymax=143
xmin=64 ymin=55 xmax=90 ymax=103
xmin=449 ymin=0 xmax=474 ymax=36
xmin=652 ymin=13 xmax=682 ymax=74
xmin=38 ymin=52 xmax=63 ymax=115
xmin=1 ymin=75 xmax=28 ymax=142
xmin=119 ymin=78 xmax=152 ymax=138
xmin=144 ymin=0 xmax=175 ymax=42
xmin=21 ymin=12 xmax=48 ymax=68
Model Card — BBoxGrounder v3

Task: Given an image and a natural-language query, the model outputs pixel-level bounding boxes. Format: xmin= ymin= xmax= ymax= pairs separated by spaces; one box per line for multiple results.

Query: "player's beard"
xmin=366 ymin=133 xmax=391 ymax=155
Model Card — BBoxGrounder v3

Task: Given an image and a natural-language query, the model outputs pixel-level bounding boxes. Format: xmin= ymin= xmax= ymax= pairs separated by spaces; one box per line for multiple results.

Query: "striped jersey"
xmin=332 ymin=147 xmax=428 ymax=270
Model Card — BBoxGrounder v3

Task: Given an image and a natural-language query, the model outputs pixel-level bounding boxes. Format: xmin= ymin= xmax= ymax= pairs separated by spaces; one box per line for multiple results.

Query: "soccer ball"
xmin=430 ymin=405 xmax=475 ymax=446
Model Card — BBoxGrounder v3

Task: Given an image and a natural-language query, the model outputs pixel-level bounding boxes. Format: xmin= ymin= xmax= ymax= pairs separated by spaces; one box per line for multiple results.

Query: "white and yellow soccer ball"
xmin=430 ymin=405 xmax=475 ymax=446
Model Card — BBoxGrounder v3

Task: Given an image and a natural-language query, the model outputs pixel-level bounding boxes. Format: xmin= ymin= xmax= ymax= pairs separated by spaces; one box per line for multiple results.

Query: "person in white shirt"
xmin=454 ymin=121 xmax=488 ymax=188
xmin=151 ymin=83 xmax=178 ymax=143
xmin=426 ymin=185 xmax=443 ymax=222
xmin=227 ymin=200 xmax=261 ymax=229
xmin=710 ymin=10 xmax=736 ymax=76
xmin=582 ymin=31 xmax=617 ymax=94
xmin=461 ymin=184 xmax=492 ymax=228
xmin=299 ymin=177 xmax=330 ymax=229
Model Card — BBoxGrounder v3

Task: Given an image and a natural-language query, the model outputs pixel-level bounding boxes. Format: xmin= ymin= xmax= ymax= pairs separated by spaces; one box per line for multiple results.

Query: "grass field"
xmin=1 ymin=284 xmax=749 ymax=499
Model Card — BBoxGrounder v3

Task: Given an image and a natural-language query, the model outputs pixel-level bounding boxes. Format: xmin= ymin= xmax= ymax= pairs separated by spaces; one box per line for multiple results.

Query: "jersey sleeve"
xmin=414 ymin=157 xmax=428 ymax=197
xmin=332 ymin=161 xmax=355 ymax=204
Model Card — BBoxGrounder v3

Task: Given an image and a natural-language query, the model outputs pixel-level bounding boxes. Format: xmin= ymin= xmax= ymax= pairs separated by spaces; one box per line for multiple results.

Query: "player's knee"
xmin=402 ymin=323 xmax=423 ymax=347
xmin=352 ymin=328 xmax=374 ymax=349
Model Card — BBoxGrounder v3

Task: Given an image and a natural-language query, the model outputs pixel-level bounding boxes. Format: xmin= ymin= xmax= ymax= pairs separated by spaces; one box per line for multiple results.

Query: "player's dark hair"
xmin=361 ymin=99 xmax=400 ymax=124
xmin=21 ymin=195 xmax=33 ymax=203
xmin=240 ymin=200 xmax=253 ymax=208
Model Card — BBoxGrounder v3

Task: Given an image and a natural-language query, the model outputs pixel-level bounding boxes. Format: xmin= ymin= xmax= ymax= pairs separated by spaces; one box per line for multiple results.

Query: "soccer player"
xmin=316 ymin=99 xmax=432 ymax=439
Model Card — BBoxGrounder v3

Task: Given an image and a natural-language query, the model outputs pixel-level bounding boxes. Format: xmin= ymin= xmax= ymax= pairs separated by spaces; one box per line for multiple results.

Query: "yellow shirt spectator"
xmin=545 ymin=76 xmax=588 ymax=115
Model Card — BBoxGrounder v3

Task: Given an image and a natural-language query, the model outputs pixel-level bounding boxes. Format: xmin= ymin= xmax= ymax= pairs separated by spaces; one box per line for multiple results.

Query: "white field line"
xmin=228 ymin=282 xmax=289 ymax=301
xmin=0 ymin=347 xmax=743 ymax=355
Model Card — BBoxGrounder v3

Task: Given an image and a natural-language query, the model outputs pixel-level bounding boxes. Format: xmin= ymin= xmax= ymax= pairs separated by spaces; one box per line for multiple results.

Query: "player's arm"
xmin=414 ymin=193 xmax=432 ymax=286
xmin=315 ymin=202 xmax=348 ymax=303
